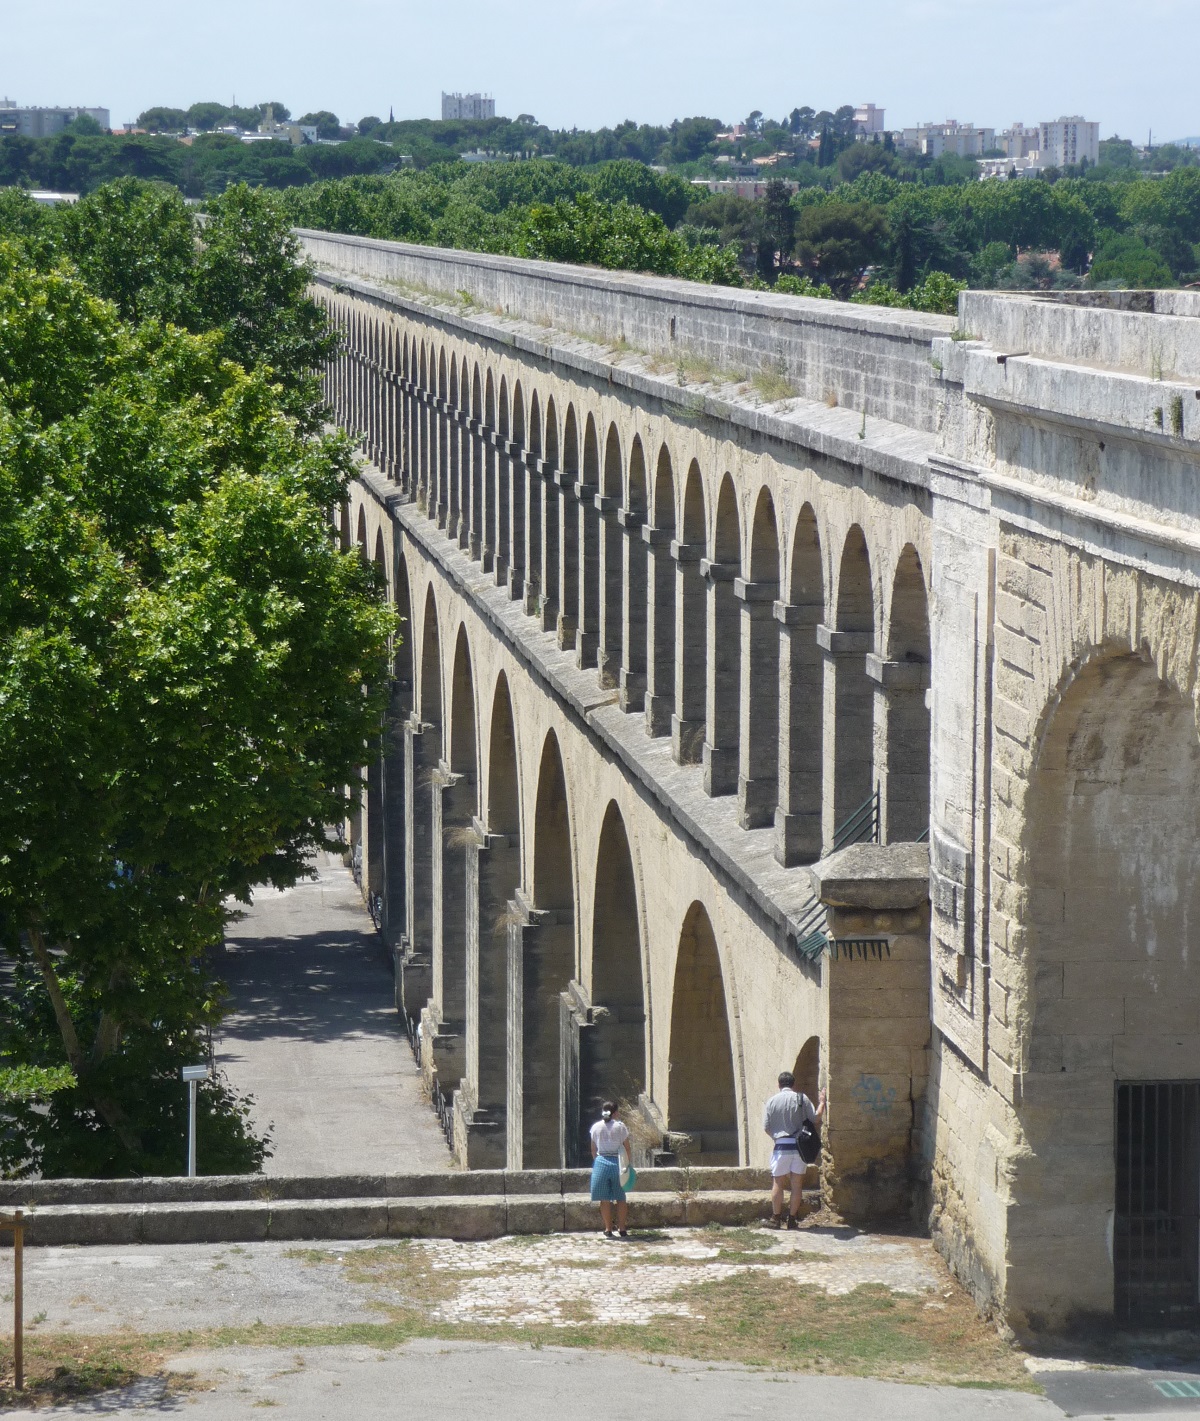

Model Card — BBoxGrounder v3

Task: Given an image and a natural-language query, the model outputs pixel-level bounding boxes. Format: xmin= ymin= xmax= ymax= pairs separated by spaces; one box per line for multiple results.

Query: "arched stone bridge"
xmin=302 ymin=230 xmax=1200 ymax=1336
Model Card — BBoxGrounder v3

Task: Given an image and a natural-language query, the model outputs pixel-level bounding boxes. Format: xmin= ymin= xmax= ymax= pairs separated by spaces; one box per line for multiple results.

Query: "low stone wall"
xmin=295 ymin=229 xmax=952 ymax=433
xmin=0 ymin=1168 xmax=779 ymax=1247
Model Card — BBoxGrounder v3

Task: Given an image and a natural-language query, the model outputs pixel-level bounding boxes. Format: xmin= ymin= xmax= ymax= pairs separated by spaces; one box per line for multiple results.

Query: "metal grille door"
xmin=1115 ymin=1082 xmax=1200 ymax=1325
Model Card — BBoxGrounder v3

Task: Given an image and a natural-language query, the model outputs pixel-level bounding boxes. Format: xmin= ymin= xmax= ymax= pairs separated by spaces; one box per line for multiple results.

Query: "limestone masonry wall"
xmin=310 ymin=233 xmax=1200 ymax=1335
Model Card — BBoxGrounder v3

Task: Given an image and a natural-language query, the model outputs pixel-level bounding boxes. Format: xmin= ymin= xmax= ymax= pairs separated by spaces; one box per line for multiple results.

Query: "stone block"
xmin=264 ymin=1200 xmax=389 ymax=1241
xmin=812 ymin=844 xmax=929 ymax=911
xmin=687 ymin=1167 xmax=771 ymax=1192
xmin=561 ymin=1168 xmax=592 ymax=1194
xmin=562 ymin=1195 xmax=601 ymax=1233
xmin=506 ymin=1196 xmax=565 ymax=1234
xmin=140 ymin=1202 xmax=270 ymax=1245
xmin=504 ymin=1169 xmax=563 ymax=1196
xmin=25 ymin=1205 xmax=144 ymax=1247
xmin=684 ymin=1190 xmax=771 ymax=1226
xmin=387 ymin=1197 xmax=507 ymax=1240
xmin=625 ymin=1192 xmax=686 ymax=1228
xmin=634 ymin=1167 xmax=687 ymax=1193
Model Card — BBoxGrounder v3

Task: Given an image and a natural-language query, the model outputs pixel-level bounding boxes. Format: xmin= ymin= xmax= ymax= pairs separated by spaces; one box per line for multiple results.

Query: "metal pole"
xmin=13 ymin=1209 xmax=23 ymax=1393
xmin=187 ymin=1078 xmax=198 ymax=1178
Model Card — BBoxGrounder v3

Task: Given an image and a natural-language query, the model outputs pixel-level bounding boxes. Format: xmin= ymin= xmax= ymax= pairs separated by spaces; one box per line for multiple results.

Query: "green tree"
xmin=0 ymin=241 xmax=394 ymax=1177
xmin=794 ymin=200 xmax=888 ymax=295
xmin=1087 ymin=231 xmax=1174 ymax=287
xmin=137 ymin=107 xmax=189 ymax=133
xmin=299 ymin=110 xmax=342 ymax=140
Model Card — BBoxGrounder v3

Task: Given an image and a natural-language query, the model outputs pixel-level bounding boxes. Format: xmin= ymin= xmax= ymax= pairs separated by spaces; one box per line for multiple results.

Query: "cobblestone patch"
xmin=380 ymin=1226 xmax=947 ymax=1328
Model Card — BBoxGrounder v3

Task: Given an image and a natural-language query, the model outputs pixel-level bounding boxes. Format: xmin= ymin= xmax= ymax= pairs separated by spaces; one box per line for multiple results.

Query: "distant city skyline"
xmin=5 ymin=0 xmax=1196 ymax=143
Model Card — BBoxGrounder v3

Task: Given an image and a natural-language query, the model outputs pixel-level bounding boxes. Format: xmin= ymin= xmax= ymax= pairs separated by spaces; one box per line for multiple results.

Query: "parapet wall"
xmin=295 ymin=229 xmax=953 ymax=433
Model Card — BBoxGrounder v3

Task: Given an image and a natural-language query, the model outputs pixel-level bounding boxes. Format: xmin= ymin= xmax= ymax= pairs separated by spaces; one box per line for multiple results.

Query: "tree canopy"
xmin=0 ymin=183 xmax=394 ymax=1176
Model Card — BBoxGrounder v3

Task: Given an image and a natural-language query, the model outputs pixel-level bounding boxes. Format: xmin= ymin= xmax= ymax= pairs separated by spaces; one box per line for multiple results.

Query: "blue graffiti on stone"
xmin=851 ymin=1074 xmax=896 ymax=1115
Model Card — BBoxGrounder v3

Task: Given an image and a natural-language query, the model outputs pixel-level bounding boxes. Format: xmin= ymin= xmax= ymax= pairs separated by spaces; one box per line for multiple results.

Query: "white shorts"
xmin=771 ymin=1149 xmax=808 ymax=1178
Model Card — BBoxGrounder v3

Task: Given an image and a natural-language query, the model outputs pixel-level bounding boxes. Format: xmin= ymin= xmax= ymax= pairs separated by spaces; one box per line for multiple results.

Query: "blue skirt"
xmin=590 ymin=1154 xmax=626 ymax=1202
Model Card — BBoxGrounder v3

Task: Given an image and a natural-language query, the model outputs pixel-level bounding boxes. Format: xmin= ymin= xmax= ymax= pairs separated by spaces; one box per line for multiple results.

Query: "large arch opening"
xmin=827 ymin=526 xmax=874 ymax=845
xmin=778 ymin=504 xmax=824 ymax=865
xmin=1012 ymin=653 xmax=1200 ymax=1328
xmin=558 ymin=405 xmax=580 ymax=650
xmin=646 ymin=444 xmax=677 ymax=737
xmin=674 ymin=460 xmax=707 ymax=764
xmin=382 ymin=553 xmax=413 ymax=945
xmin=432 ymin=628 xmax=476 ymax=1059
xmin=599 ymin=424 xmax=624 ymax=687
xmin=704 ymin=475 xmax=742 ymax=797
xmin=621 ymin=436 xmax=649 ymax=712
xmin=667 ymin=903 xmax=739 ymax=1164
xmin=740 ymin=487 xmax=780 ymax=828
xmin=464 ymin=673 xmax=521 ymax=1160
xmin=541 ymin=397 xmax=560 ymax=633
xmin=582 ymin=803 xmax=647 ymax=1155
xmin=577 ymin=415 xmax=601 ymax=668
xmin=881 ymin=545 xmax=931 ymax=843
xmin=516 ymin=732 xmax=576 ymax=1167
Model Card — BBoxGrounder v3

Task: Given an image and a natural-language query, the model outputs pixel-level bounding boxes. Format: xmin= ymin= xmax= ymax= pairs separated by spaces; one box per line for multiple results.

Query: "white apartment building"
xmin=985 ymin=116 xmax=1101 ymax=176
xmin=0 ymin=99 xmax=110 ymax=137
xmin=854 ymin=103 xmax=885 ymax=136
xmin=901 ymin=119 xmax=996 ymax=158
xmin=441 ymin=92 xmax=495 ymax=121
xmin=1037 ymin=116 xmax=1100 ymax=167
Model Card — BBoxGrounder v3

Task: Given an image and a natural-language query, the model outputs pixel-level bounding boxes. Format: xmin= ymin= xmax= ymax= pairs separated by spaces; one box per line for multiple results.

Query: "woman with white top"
xmin=589 ymin=1099 xmax=631 ymax=1239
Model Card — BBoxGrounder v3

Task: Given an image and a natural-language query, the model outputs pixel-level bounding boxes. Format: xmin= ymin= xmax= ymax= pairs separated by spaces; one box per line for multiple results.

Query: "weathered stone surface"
xmin=310 ymin=243 xmax=1200 ymax=1336
xmin=811 ymin=844 xmax=930 ymax=910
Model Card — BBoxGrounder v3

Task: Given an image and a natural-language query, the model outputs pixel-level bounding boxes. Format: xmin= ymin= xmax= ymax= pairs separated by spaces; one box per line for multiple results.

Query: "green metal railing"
xmin=793 ymin=787 xmax=881 ymax=962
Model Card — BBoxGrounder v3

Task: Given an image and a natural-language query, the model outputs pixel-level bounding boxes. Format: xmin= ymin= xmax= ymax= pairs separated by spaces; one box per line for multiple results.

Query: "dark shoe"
xmin=765 ymin=1214 xmax=783 ymax=1230
xmin=618 ymin=1230 xmax=629 ymax=1239
xmin=603 ymin=1229 xmax=616 ymax=1239
xmin=786 ymin=1214 xmax=801 ymax=1230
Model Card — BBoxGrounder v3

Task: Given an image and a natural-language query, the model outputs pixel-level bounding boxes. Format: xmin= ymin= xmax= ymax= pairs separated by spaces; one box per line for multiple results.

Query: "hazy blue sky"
xmin=7 ymin=0 xmax=1197 ymax=141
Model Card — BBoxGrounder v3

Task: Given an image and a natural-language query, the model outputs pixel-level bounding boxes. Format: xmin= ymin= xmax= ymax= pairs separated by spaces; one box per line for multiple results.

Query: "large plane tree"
xmin=0 ymin=183 xmax=394 ymax=1176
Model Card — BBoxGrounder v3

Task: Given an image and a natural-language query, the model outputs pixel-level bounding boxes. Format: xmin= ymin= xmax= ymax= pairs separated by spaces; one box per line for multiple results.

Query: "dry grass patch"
xmin=0 ymin=1332 xmax=190 ymax=1409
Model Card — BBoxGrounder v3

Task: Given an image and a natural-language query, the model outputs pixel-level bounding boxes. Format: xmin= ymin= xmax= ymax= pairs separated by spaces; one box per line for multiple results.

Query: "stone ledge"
xmin=811 ymin=843 xmax=931 ymax=911
xmin=0 ymin=1165 xmax=771 ymax=1210
xmin=15 ymin=1187 xmax=783 ymax=1246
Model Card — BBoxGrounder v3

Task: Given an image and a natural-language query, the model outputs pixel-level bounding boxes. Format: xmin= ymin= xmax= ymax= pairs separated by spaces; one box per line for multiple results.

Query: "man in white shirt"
xmin=762 ymin=1070 xmax=826 ymax=1229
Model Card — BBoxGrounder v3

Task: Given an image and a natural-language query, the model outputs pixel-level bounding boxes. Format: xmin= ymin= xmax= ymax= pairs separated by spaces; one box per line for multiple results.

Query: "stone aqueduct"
xmin=300 ymin=229 xmax=1200 ymax=1333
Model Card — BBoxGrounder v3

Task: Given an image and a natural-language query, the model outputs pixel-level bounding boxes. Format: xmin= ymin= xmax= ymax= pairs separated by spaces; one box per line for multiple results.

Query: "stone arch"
xmin=356 ymin=505 xmax=367 ymax=552
xmin=449 ymin=355 xmax=459 ymax=405
xmin=582 ymin=802 xmax=647 ymax=1144
xmin=667 ymin=903 xmax=739 ymax=1164
xmin=778 ymin=504 xmax=824 ymax=864
xmin=705 ymin=474 xmax=742 ymax=797
xmin=528 ymin=391 xmax=541 ymax=456
xmin=740 ymin=487 xmax=781 ymax=828
xmin=578 ymin=414 xmax=601 ymax=667
xmin=675 ymin=459 xmax=707 ymax=764
xmin=558 ymin=404 xmax=580 ymax=651
xmin=599 ymin=424 xmax=624 ymax=686
xmin=419 ymin=586 xmax=443 ymax=754
xmin=486 ymin=673 xmax=520 ymax=837
xmin=532 ymin=731 xmax=573 ymax=912
xmin=518 ymin=732 xmax=577 ymax=1168
xmin=464 ymin=672 xmax=522 ymax=1160
xmin=829 ymin=525 xmax=875 ymax=841
xmin=544 ymin=397 xmax=559 ymax=467
xmin=644 ymin=444 xmax=677 ymax=737
xmin=449 ymin=626 xmax=478 ymax=797
xmin=438 ymin=348 xmax=447 ymax=398
xmin=1010 ymin=651 xmax=1200 ymax=1328
xmin=498 ymin=374 xmax=510 ymax=439
xmin=621 ymin=436 xmax=649 ymax=711
xmin=882 ymin=545 xmax=931 ymax=843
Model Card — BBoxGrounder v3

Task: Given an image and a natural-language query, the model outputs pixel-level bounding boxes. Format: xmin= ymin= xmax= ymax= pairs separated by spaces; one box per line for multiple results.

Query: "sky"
xmin=5 ymin=0 xmax=1198 ymax=142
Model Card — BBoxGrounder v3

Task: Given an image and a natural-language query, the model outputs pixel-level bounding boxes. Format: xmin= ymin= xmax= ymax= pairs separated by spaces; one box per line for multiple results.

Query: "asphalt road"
xmin=30 ymin=1340 xmax=1066 ymax=1420
xmin=216 ymin=854 xmax=451 ymax=1176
